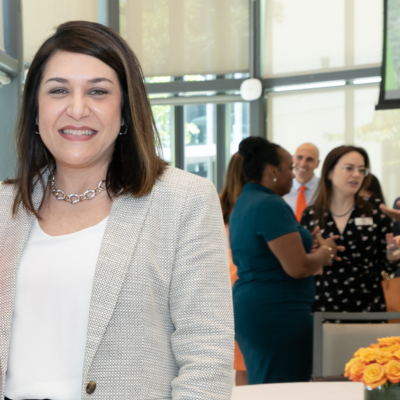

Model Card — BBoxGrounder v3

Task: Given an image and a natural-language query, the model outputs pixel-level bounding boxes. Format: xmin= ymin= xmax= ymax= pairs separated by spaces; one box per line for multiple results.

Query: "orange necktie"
xmin=295 ymin=185 xmax=307 ymax=222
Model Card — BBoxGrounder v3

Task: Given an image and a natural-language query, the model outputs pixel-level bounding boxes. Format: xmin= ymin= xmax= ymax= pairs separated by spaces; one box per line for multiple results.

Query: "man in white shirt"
xmin=284 ymin=143 xmax=320 ymax=221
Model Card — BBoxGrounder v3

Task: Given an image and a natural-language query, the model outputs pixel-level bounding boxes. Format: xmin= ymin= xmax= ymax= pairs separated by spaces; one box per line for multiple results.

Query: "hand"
xmin=310 ymin=226 xmax=320 ymax=253
xmin=380 ymin=203 xmax=400 ymax=222
xmin=315 ymin=229 xmax=345 ymax=263
xmin=386 ymin=233 xmax=400 ymax=246
xmin=386 ymin=233 xmax=400 ymax=261
xmin=313 ymin=267 xmax=323 ymax=275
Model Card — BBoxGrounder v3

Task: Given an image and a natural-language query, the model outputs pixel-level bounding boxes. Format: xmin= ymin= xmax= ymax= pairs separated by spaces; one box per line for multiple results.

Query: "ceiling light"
xmin=353 ymin=77 xmax=381 ymax=85
xmin=273 ymin=80 xmax=346 ymax=92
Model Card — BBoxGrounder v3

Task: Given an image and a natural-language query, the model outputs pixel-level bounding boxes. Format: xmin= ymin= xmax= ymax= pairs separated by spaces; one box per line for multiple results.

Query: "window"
xmin=228 ymin=102 xmax=250 ymax=159
xmin=152 ymin=104 xmax=173 ymax=163
xmin=262 ymin=0 xmax=383 ymax=77
xmin=184 ymin=104 xmax=216 ymax=183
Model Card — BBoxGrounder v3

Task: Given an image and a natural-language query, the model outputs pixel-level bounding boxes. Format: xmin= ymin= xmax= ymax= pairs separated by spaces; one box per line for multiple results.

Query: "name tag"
xmin=355 ymin=217 xmax=373 ymax=226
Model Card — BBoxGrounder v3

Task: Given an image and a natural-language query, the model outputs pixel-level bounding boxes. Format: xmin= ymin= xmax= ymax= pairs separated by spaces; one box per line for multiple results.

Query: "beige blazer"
xmin=0 ymin=166 xmax=234 ymax=399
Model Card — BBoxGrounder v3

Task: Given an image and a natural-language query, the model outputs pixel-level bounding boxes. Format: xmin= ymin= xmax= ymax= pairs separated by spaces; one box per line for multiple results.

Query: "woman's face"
xmin=328 ymin=151 xmax=367 ymax=197
xmin=275 ymin=148 xmax=295 ymax=196
xmin=37 ymin=51 xmax=122 ymax=171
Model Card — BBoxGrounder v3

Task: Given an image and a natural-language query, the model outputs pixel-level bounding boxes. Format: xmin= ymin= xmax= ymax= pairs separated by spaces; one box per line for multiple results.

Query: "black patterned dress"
xmin=301 ymin=200 xmax=400 ymax=313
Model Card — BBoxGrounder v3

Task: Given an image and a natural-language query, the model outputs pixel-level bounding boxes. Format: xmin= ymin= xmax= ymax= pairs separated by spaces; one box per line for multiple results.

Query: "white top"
xmin=5 ymin=217 xmax=108 ymax=400
xmin=284 ymin=175 xmax=320 ymax=215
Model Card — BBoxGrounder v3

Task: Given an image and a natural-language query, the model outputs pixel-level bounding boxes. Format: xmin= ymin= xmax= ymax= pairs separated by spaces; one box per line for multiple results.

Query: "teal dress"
xmin=229 ymin=184 xmax=314 ymax=384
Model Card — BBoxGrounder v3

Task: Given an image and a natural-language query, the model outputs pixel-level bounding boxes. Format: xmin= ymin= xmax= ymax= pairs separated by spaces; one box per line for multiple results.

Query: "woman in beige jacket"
xmin=0 ymin=21 xmax=233 ymax=400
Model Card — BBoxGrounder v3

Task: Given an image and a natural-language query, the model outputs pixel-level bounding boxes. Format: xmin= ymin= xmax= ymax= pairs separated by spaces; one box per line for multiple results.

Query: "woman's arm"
xmin=268 ymin=231 xmax=337 ymax=279
xmin=380 ymin=203 xmax=400 ymax=222
xmin=169 ymin=177 xmax=234 ymax=400
xmin=373 ymin=205 xmax=400 ymax=270
xmin=386 ymin=233 xmax=400 ymax=262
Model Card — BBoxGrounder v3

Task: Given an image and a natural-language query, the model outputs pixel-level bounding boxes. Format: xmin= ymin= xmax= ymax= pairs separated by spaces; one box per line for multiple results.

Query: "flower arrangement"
xmin=344 ymin=336 xmax=400 ymax=389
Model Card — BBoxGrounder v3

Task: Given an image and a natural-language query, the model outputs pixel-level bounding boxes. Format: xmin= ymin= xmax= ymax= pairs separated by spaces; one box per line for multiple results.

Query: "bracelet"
xmin=320 ymin=245 xmax=334 ymax=260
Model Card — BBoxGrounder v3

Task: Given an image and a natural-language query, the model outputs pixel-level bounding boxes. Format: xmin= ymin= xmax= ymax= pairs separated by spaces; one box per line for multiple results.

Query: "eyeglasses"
xmin=338 ymin=164 xmax=369 ymax=176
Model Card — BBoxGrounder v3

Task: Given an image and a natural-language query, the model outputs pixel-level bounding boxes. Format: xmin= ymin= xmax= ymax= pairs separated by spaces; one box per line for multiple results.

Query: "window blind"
xmin=120 ymin=0 xmax=249 ymax=77
xmin=22 ymin=0 xmax=98 ymax=63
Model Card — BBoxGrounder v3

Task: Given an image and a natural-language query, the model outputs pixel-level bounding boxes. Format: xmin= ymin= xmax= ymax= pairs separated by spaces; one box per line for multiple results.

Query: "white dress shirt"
xmin=5 ymin=217 xmax=108 ymax=400
xmin=284 ymin=175 xmax=320 ymax=215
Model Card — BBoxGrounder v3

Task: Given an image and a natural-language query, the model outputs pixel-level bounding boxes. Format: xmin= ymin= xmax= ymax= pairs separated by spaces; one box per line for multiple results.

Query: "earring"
xmin=273 ymin=178 xmax=277 ymax=182
xmin=119 ymin=125 xmax=127 ymax=135
xmin=34 ymin=124 xmax=40 ymax=134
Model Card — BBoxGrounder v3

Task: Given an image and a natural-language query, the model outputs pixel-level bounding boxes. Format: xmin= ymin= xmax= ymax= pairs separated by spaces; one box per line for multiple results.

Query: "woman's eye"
xmin=49 ymin=88 xmax=68 ymax=94
xmin=88 ymin=89 xmax=108 ymax=96
xmin=344 ymin=166 xmax=353 ymax=172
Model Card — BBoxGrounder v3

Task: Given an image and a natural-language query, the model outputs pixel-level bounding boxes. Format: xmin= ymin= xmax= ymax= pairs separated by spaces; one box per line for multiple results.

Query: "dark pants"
xmin=5 ymin=398 xmax=51 ymax=400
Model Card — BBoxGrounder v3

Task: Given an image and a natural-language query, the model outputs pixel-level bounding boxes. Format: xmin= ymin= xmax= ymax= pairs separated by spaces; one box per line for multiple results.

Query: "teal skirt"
xmin=233 ymin=284 xmax=313 ymax=384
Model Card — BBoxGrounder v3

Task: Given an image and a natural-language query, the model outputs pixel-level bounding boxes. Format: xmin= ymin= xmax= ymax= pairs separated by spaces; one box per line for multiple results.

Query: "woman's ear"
xmin=327 ymin=169 xmax=333 ymax=181
xmin=271 ymin=167 xmax=279 ymax=182
xmin=264 ymin=164 xmax=278 ymax=181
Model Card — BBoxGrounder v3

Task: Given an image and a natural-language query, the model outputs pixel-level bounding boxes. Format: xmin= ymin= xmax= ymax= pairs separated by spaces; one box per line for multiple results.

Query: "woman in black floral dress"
xmin=301 ymin=146 xmax=400 ymax=313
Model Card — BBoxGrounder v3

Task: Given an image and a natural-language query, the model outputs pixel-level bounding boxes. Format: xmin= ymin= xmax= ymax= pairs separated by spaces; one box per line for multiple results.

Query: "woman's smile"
xmin=59 ymin=125 xmax=98 ymax=141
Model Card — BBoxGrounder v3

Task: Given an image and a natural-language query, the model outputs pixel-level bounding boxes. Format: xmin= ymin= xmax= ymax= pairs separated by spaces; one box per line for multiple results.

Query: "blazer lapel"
xmin=82 ymin=190 xmax=154 ymax=379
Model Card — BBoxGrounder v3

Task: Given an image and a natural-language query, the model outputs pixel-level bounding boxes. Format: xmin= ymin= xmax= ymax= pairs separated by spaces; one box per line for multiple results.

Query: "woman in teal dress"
xmin=229 ymin=137 xmax=341 ymax=384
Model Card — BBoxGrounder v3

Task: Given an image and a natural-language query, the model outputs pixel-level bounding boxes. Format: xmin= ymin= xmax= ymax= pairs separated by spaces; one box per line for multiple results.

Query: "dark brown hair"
xmin=219 ymin=152 xmax=246 ymax=224
xmin=6 ymin=20 xmax=166 ymax=216
xmin=360 ymin=173 xmax=385 ymax=204
xmin=312 ymin=145 xmax=372 ymax=225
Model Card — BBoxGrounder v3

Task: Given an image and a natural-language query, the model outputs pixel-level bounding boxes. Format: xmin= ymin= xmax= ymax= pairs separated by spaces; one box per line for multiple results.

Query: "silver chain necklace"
xmin=49 ymin=173 xmax=107 ymax=204
xmin=330 ymin=205 xmax=354 ymax=218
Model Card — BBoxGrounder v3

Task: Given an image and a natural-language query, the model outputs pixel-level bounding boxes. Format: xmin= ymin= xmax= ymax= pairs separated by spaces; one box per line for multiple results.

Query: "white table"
xmin=231 ymin=381 xmax=365 ymax=400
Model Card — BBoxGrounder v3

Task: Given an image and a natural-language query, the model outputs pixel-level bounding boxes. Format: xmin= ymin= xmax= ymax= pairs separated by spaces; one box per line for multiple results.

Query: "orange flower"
xmin=358 ymin=348 xmax=378 ymax=363
xmin=393 ymin=350 xmax=400 ymax=360
xmin=345 ymin=359 xmax=366 ymax=381
xmin=361 ymin=363 xmax=387 ymax=389
xmin=375 ymin=350 xmax=393 ymax=365
xmin=354 ymin=347 xmax=367 ymax=358
xmin=380 ymin=345 xmax=400 ymax=354
xmin=385 ymin=360 xmax=400 ymax=384
xmin=378 ymin=337 xmax=400 ymax=346
xmin=344 ymin=358 xmax=359 ymax=376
